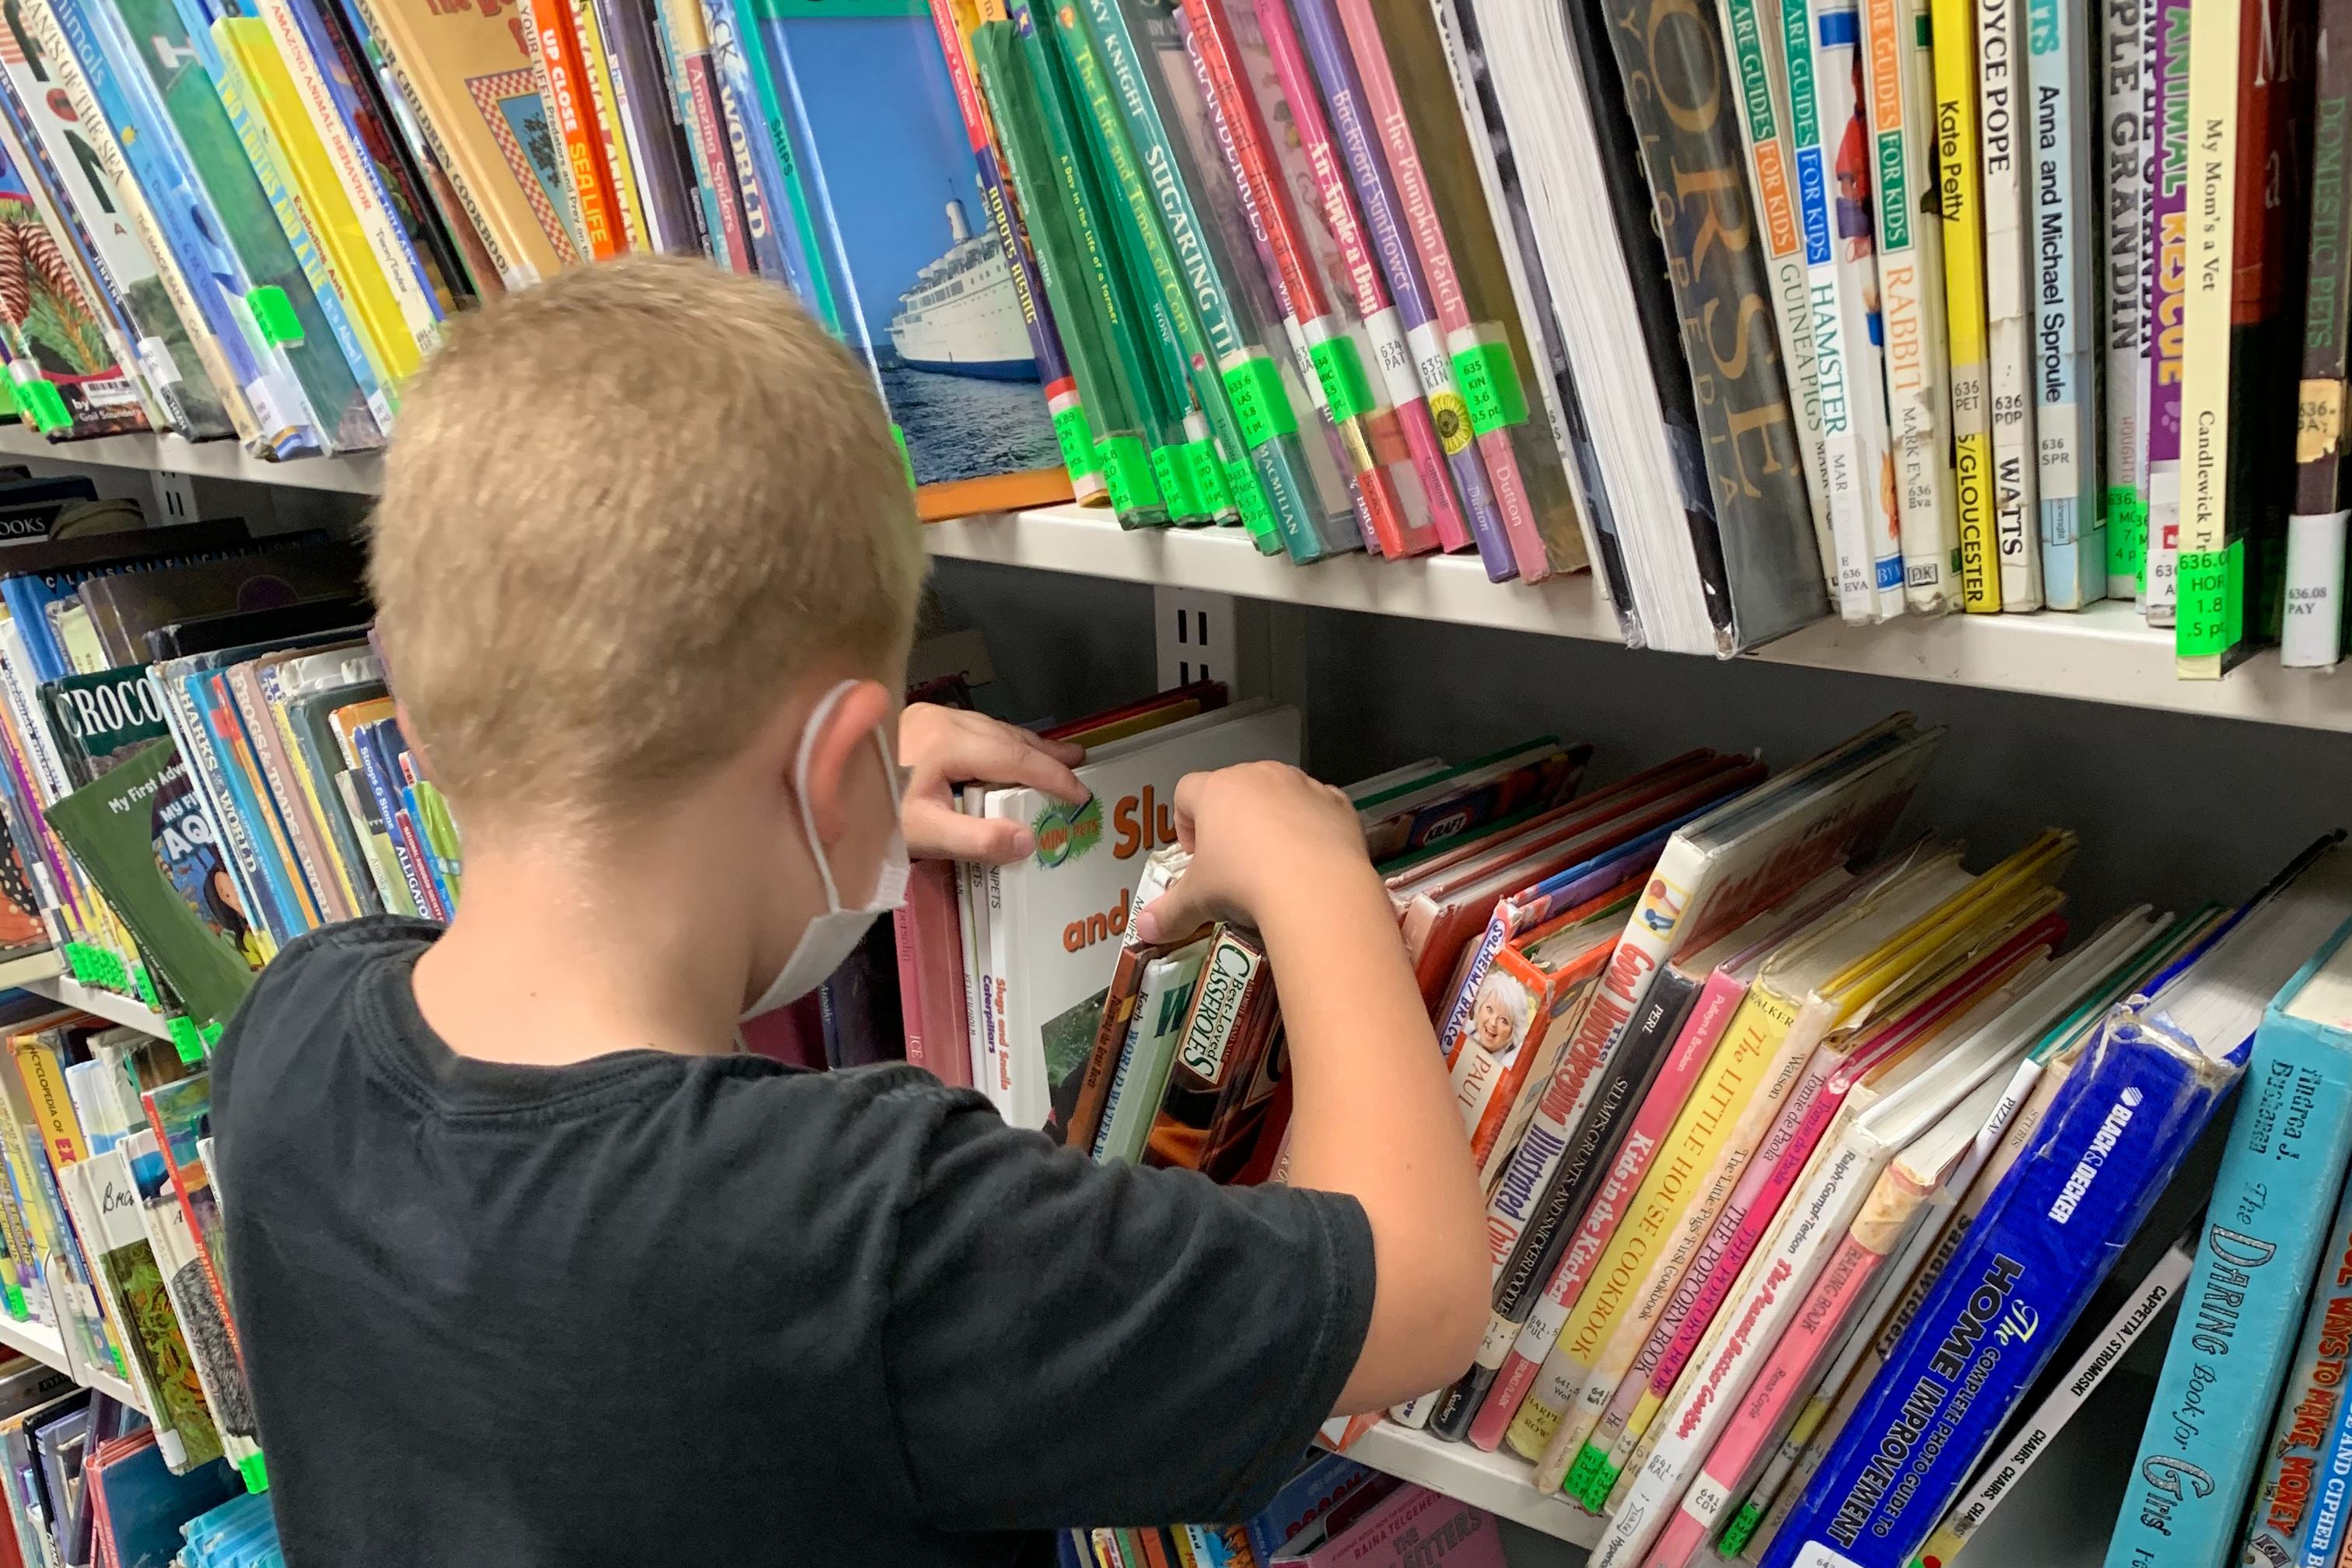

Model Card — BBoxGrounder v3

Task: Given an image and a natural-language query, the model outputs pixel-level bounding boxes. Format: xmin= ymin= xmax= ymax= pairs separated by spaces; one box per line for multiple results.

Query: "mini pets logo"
xmin=1031 ymin=796 xmax=1102 ymax=867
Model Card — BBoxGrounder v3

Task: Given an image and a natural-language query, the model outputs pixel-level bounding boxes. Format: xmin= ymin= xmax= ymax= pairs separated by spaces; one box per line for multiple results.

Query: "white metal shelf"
xmin=1343 ymin=1421 xmax=1601 ymax=1547
xmin=929 ymin=506 xmax=2352 ymax=734
xmin=0 ymin=1293 xmax=145 ymax=1414
xmin=19 ymin=971 xmax=173 ymax=1038
xmin=0 ymin=422 xmax=381 ymax=495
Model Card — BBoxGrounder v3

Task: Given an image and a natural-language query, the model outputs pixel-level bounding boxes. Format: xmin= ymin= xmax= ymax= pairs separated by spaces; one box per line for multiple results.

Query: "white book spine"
xmin=1796 ymin=0 xmax=1904 ymax=621
xmin=1979 ymin=0 xmax=2046 ymax=611
xmin=1934 ymin=1234 xmax=2196 ymax=1547
xmin=2282 ymin=510 xmax=2350 ymax=667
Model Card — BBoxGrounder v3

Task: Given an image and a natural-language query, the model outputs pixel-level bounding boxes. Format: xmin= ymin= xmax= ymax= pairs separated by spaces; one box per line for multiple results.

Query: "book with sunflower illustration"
xmin=0 ymin=118 xmax=145 ymax=438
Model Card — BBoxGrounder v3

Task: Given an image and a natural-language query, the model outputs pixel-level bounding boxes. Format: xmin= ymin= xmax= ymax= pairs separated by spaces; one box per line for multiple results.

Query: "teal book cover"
xmin=2105 ymin=915 xmax=2352 ymax=1568
xmin=752 ymin=0 xmax=1064 ymax=491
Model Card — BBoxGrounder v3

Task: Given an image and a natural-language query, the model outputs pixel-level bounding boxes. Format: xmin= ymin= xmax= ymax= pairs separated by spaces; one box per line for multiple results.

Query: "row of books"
xmin=0 ymin=988 xmax=278 ymax=1568
xmin=1056 ymin=1455 xmax=1510 ymax=1568
xmin=920 ymin=678 xmax=2352 ymax=1567
xmin=0 ymin=1361 xmax=273 ymax=1568
xmin=0 ymin=511 xmax=460 ymax=1055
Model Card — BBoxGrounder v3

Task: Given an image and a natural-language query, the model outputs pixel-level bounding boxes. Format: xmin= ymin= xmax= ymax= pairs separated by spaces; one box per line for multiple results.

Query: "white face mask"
xmin=741 ymin=681 xmax=909 ymax=1021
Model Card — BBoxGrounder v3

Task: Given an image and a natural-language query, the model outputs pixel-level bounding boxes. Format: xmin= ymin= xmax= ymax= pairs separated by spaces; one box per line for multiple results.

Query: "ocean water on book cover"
xmin=756 ymin=1 xmax=1061 ymax=488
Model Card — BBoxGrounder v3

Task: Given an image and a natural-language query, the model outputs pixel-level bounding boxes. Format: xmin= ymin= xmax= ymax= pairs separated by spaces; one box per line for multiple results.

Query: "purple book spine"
xmin=1283 ymin=0 xmax=1517 ymax=578
xmin=2144 ymin=0 xmax=2190 ymax=621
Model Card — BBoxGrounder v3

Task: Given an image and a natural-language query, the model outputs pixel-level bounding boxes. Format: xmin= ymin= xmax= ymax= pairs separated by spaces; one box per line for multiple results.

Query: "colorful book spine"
xmin=968 ymin=16 xmax=1162 ymax=524
xmin=1935 ymin=0 xmax=1999 ymax=611
xmin=654 ymin=0 xmax=748 ymax=271
xmin=2228 ymin=1174 xmax=2352 ymax=1568
xmin=168 ymin=0 xmax=394 ymax=436
xmin=1005 ymin=0 xmax=1177 ymax=523
xmin=1246 ymin=0 xmax=1449 ymax=558
xmin=2105 ymin=938 xmax=2352 ymax=1568
xmin=2028 ymin=0 xmax=2105 ymax=609
xmin=1787 ymin=0 xmax=1900 ymax=619
xmin=36 ymin=0 xmax=333 ymax=453
xmin=2103 ymin=0 xmax=2153 ymax=601
xmin=572 ymin=0 xmax=649 ymax=251
xmin=929 ymin=0 xmax=1105 ymax=508
xmin=250 ymin=0 xmax=443 ymax=361
xmin=1867 ymin=0 xmax=1959 ymax=613
xmin=1473 ymin=965 xmax=1750 ymax=1451
xmin=1766 ymin=1007 xmax=2239 ymax=1568
xmin=1334 ymin=0 xmax=1555 ymax=580
xmin=2144 ymin=0 xmax=2190 ymax=625
xmin=1072 ymin=0 xmax=1328 ymax=558
xmin=522 ymin=0 xmax=619 ymax=258
xmin=2172 ymin=0 xmax=2248 ymax=675
xmin=697 ymin=0 xmax=807 ymax=288
xmin=1290 ymin=0 xmax=1514 ymax=575
xmin=1708 ymin=0 xmax=1839 ymax=601
xmin=1978 ymin=0 xmax=2044 ymax=610
xmin=1178 ymin=0 xmax=1410 ymax=545
xmin=215 ymin=12 xmax=420 ymax=389
xmin=2285 ymin=0 xmax=2352 ymax=668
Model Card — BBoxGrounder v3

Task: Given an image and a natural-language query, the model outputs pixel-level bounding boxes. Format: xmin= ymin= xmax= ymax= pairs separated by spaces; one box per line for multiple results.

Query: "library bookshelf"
xmin=0 ymin=438 xmax=2326 ymax=1565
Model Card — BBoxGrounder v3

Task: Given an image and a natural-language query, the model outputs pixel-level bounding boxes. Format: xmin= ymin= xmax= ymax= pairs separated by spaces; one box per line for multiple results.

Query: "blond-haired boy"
xmin=214 ymin=258 xmax=1485 ymax=1566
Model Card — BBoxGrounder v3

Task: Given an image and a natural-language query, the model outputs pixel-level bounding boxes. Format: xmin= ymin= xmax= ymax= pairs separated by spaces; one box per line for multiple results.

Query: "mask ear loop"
xmin=790 ymin=680 xmax=861 ymax=912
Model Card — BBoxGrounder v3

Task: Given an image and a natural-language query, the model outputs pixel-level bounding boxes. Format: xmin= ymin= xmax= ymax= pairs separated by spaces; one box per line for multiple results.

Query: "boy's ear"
xmin=798 ymin=679 xmax=895 ymax=845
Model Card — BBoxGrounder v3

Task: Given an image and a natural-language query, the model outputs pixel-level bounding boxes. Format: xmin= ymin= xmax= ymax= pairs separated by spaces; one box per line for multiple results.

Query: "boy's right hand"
xmin=1132 ymin=762 xmax=1375 ymax=943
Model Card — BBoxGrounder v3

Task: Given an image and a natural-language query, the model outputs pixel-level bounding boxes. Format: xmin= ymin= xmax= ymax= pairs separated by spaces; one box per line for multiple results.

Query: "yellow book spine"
xmin=1505 ymin=982 xmax=1801 ymax=1465
xmin=11 ymin=1039 xmax=80 ymax=1171
xmin=2174 ymin=0 xmax=2241 ymax=674
xmin=1934 ymin=0 xmax=1997 ymax=611
xmin=571 ymin=0 xmax=649 ymax=250
xmin=219 ymin=17 xmax=420 ymax=387
xmin=251 ymin=0 xmax=442 ymax=359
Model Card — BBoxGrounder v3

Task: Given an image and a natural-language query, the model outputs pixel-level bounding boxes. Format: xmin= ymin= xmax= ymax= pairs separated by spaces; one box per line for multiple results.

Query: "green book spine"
xmin=726 ymin=0 xmax=842 ymax=331
xmin=1074 ymin=0 xmax=1328 ymax=558
xmin=1008 ymin=0 xmax=1172 ymax=523
xmin=1035 ymin=2 xmax=1209 ymax=523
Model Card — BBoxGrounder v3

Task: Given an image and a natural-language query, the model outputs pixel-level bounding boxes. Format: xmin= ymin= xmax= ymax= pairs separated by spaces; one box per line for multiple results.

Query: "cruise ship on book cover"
xmin=888 ymin=198 xmax=1037 ymax=381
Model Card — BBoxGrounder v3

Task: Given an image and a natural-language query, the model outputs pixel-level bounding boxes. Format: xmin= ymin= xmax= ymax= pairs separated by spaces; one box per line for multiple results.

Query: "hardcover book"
xmin=748 ymin=1 xmax=1073 ymax=519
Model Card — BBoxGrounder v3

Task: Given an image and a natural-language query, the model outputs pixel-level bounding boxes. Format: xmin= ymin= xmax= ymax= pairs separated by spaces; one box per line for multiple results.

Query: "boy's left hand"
xmin=899 ymin=704 xmax=1087 ymax=865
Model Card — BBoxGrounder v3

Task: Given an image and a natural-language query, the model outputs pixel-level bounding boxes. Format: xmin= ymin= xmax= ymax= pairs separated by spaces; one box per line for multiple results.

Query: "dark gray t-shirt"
xmin=212 ymin=918 xmax=1376 ymax=1566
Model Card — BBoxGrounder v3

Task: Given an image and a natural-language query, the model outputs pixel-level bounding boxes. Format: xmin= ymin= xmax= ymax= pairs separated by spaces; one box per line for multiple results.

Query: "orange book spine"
xmin=527 ymin=0 xmax=622 ymax=259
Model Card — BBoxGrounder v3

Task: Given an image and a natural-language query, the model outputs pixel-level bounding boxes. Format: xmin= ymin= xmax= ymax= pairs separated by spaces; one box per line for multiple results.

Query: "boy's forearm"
xmin=1257 ymin=866 xmax=1488 ymax=1410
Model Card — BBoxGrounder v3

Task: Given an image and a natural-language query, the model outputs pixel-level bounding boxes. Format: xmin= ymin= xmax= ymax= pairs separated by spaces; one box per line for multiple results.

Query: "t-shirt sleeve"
xmin=882 ymin=1098 xmax=1376 ymax=1533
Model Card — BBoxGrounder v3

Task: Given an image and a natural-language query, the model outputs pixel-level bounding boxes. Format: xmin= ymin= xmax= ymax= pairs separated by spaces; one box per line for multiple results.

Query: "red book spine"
xmin=1182 ymin=0 xmax=1423 ymax=555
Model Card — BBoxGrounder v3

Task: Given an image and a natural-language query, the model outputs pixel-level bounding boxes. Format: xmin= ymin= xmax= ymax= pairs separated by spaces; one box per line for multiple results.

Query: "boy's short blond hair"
xmin=370 ymin=257 xmax=926 ymax=828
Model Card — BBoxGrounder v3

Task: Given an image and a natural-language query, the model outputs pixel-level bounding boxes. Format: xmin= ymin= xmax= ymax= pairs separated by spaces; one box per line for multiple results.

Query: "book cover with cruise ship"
xmin=755 ymin=0 xmax=1071 ymax=516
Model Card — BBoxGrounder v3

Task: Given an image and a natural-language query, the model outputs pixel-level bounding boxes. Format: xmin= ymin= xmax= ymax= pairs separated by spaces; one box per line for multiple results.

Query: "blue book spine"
xmin=0 ymin=577 xmax=69 ymax=684
xmin=698 ymin=0 xmax=810 ymax=291
xmin=191 ymin=670 xmax=310 ymax=943
xmin=2105 ymin=921 xmax=2352 ymax=1568
xmin=50 ymin=0 xmax=323 ymax=457
xmin=163 ymin=0 xmax=393 ymax=433
xmin=353 ymin=719 xmax=435 ymax=920
xmin=1760 ymin=1006 xmax=2241 ymax=1568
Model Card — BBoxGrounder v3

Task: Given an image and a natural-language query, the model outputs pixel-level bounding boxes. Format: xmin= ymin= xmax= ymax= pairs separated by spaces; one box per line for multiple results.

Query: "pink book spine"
xmin=1246 ymin=0 xmax=1451 ymax=555
xmin=1328 ymin=0 xmax=1550 ymax=582
xmin=1275 ymin=1484 xmax=1509 ymax=1568
xmin=1466 ymin=967 xmax=1748 ymax=1450
xmin=1643 ymin=1203 xmax=1907 ymax=1568
xmin=903 ymin=860 xmax=972 ymax=1088
xmin=1637 ymin=1046 xmax=1850 ymax=1406
xmin=894 ymin=905 xmax=926 ymax=1072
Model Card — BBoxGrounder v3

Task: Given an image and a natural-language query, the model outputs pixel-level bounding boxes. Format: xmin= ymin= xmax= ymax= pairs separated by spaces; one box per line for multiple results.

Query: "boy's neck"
xmin=410 ymin=816 xmax=807 ymax=1068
